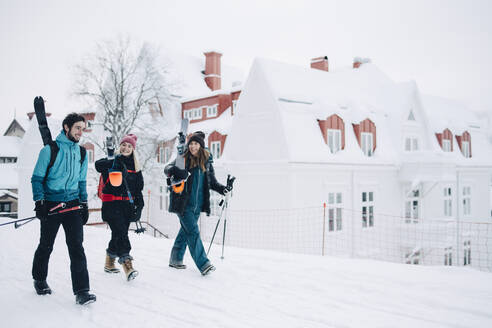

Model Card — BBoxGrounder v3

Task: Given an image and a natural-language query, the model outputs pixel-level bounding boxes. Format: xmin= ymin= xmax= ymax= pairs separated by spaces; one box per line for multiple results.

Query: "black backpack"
xmin=43 ymin=141 xmax=86 ymax=184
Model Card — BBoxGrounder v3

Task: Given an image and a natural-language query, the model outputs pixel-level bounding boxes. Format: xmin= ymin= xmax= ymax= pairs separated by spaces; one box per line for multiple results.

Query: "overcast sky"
xmin=1 ymin=0 xmax=491 ymax=133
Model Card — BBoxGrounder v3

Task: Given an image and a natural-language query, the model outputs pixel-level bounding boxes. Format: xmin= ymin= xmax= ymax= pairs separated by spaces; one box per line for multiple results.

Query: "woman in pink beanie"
xmin=95 ymin=133 xmax=144 ymax=281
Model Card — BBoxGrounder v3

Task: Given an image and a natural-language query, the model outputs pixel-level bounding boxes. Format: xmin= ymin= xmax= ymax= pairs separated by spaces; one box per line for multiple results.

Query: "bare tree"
xmin=73 ymin=36 xmax=178 ymax=170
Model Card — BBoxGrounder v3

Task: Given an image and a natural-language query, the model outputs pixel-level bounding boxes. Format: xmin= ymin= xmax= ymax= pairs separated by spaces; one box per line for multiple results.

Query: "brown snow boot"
xmin=104 ymin=255 xmax=120 ymax=274
xmin=121 ymin=258 xmax=139 ymax=281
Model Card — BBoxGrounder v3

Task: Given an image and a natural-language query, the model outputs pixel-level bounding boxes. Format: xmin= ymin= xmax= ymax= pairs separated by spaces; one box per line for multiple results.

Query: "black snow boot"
xmin=75 ymin=291 xmax=96 ymax=305
xmin=34 ymin=280 xmax=52 ymax=295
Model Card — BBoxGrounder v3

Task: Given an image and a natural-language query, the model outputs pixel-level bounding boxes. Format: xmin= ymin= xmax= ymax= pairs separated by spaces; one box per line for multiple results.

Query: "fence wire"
xmin=88 ymin=199 xmax=492 ymax=272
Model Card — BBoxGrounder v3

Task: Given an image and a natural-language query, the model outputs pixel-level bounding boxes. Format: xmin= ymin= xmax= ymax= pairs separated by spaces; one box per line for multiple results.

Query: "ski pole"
xmin=134 ymin=220 xmax=146 ymax=234
xmin=0 ymin=216 xmax=37 ymax=227
xmin=220 ymin=175 xmax=235 ymax=259
xmin=221 ymin=195 xmax=230 ymax=260
xmin=15 ymin=218 xmax=37 ymax=229
xmin=120 ymin=161 xmax=146 ymax=235
xmin=207 ymin=199 xmax=226 ymax=256
xmin=14 ymin=205 xmax=83 ymax=229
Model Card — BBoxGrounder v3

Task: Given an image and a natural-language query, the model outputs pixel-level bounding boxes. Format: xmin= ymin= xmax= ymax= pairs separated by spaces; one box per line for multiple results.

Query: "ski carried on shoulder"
xmin=171 ymin=118 xmax=189 ymax=194
xmin=33 ymin=96 xmax=52 ymax=146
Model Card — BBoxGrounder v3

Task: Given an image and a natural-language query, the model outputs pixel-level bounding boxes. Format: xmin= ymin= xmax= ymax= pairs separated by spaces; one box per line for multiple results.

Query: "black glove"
xmin=34 ymin=200 xmax=48 ymax=222
xmin=80 ymin=202 xmax=89 ymax=225
xmin=223 ymin=175 xmax=236 ymax=195
xmin=132 ymin=198 xmax=144 ymax=222
xmin=169 ymin=166 xmax=188 ymax=180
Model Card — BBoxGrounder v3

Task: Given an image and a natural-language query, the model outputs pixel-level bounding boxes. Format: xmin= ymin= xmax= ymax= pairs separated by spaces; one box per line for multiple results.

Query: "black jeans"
xmin=105 ymin=217 xmax=131 ymax=263
xmin=32 ymin=204 xmax=89 ymax=295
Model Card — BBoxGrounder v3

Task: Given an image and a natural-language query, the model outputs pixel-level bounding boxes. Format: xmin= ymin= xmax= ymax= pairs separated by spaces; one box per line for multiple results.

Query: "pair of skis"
xmin=170 ymin=118 xmax=190 ymax=194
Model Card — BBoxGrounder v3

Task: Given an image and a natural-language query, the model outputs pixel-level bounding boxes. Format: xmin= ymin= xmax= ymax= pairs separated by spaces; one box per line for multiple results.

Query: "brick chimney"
xmin=204 ymin=51 xmax=222 ymax=91
xmin=311 ymin=56 xmax=329 ymax=72
xmin=353 ymin=57 xmax=371 ymax=69
xmin=27 ymin=112 xmax=51 ymax=120
xmin=80 ymin=112 xmax=96 ymax=121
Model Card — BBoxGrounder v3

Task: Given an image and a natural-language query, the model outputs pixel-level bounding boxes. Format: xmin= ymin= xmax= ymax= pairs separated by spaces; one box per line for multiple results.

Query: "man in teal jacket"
xmin=31 ymin=113 xmax=96 ymax=305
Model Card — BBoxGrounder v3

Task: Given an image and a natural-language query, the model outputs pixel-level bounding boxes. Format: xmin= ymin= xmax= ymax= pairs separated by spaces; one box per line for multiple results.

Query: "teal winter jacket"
xmin=31 ymin=131 xmax=88 ymax=202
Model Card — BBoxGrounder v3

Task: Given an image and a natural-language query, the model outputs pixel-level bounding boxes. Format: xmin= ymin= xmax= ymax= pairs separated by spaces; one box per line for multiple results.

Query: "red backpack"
xmin=97 ymin=175 xmax=109 ymax=200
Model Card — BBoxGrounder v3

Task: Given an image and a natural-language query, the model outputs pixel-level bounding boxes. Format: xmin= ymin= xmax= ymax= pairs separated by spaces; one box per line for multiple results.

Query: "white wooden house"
xmin=216 ymin=56 xmax=492 ymax=267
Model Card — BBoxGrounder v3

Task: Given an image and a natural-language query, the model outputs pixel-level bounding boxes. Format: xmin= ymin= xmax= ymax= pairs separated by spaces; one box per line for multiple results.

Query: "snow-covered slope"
xmin=1 ymin=223 xmax=492 ymax=328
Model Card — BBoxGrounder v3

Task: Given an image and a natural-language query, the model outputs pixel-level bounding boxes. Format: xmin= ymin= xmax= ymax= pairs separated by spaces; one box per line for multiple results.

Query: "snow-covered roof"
xmin=0 ymin=189 xmax=18 ymax=199
xmin=223 ymin=57 xmax=492 ymax=167
xmin=188 ymin=107 xmax=233 ymax=136
xmin=421 ymin=95 xmax=483 ymax=134
xmin=0 ymin=164 xmax=18 ymax=189
xmin=162 ymin=49 xmax=244 ymax=101
xmin=3 ymin=116 xmax=32 ymax=136
xmin=0 ymin=136 xmax=21 ymax=157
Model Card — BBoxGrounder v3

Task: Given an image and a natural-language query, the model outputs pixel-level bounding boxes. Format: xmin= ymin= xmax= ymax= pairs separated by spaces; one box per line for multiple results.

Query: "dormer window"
xmin=361 ymin=132 xmax=373 ymax=156
xmin=353 ymin=118 xmax=376 ymax=157
xmin=436 ymin=128 xmax=453 ymax=152
xmin=211 ymin=141 xmax=221 ymax=159
xmin=318 ymin=114 xmax=345 ymax=153
xmin=456 ymin=131 xmax=472 ymax=158
xmin=327 ymin=129 xmax=341 ymax=153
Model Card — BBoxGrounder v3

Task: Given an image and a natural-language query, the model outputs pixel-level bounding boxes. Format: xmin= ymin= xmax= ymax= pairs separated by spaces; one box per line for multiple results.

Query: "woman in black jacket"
xmin=95 ymin=134 xmax=144 ymax=281
xmin=164 ymin=132 xmax=231 ymax=275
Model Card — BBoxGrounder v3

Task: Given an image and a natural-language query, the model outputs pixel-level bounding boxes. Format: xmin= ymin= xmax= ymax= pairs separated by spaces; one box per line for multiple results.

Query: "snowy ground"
xmin=1 ymin=222 xmax=492 ymax=328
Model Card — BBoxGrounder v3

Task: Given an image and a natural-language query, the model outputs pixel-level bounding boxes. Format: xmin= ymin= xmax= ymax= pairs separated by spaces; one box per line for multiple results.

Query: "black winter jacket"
xmin=95 ymin=154 xmax=144 ymax=222
xmin=165 ymin=157 xmax=226 ymax=216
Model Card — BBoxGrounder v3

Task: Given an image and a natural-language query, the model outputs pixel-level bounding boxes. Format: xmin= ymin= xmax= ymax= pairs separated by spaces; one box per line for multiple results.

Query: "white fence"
xmin=114 ymin=200 xmax=492 ymax=272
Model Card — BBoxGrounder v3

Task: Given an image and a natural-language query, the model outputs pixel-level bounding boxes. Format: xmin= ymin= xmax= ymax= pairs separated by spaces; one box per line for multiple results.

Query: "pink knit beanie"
xmin=120 ymin=134 xmax=137 ymax=149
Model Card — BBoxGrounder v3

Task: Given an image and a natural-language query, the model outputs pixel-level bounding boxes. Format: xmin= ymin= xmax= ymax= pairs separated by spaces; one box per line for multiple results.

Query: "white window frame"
xmin=87 ymin=149 xmax=94 ymax=163
xmin=327 ymin=129 xmax=341 ymax=153
xmin=362 ymin=191 xmax=374 ymax=228
xmin=462 ymin=186 xmax=471 ymax=216
xmin=442 ymin=139 xmax=451 ymax=152
xmin=404 ymin=136 xmax=419 ymax=151
xmin=444 ymin=246 xmax=453 ymax=266
xmin=462 ymin=141 xmax=470 ymax=158
xmin=405 ymin=188 xmax=420 ymax=223
xmin=327 ymin=192 xmax=343 ymax=232
xmin=443 ymin=186 xmax=452 ymax=217
xmin=194 ymin=108 xmax=202 ymax=120
xmin=211 ymin=141 xmax=221 ymax=159
xmin=361 ymin=132 xmax=373 ymax=157
xmin=164 ymin=147 xmax=171 ymax=163
xmin=207 ymin=104 xmax=218 ymax=118
xmin=183 ymin=110 xmax=191 ymax=120
xmin=464 ymin=240 xmax=471 ymax=266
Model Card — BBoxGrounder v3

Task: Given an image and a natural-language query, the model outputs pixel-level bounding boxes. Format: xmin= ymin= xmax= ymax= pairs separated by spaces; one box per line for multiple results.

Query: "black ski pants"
xmin=32 ymin=205 xmax=89 ymax=295
xmin=105 ymin=217 xmax=131 ymax=262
